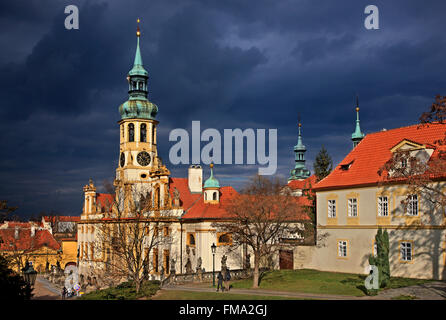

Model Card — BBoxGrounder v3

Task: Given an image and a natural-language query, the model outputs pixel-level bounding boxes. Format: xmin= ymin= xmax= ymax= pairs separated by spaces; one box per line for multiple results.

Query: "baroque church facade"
xmin=77 ymin=25 xmax=311 ymax=281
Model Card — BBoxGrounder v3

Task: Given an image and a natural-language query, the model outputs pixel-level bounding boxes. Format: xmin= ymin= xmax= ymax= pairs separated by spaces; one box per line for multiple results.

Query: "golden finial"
xmin=210 ymin=163 xmax=214 ymax=169
xmin=356 ymin=107 xmax=360 ymax=112
xmin=136 ymin=18 xmax=141 ymax=37
xmin=298 ymin=122 xmax=302 ymax=127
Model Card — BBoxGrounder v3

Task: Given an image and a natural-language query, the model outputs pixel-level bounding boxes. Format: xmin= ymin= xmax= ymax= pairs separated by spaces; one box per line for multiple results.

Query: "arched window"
xmin=152 ymin=125 xmax=155 ymax=144
xmin=128 ymin=123 xmax=134 ymax=142
xmin=218 ymin=233 xmax=231 ymax=244
xmin=140 ymin=123 xmax=147 ymax=142
xmin=154 ymin=186 xmax=160 ymax=209
xmin=213 ymin=192 xmax=217 ymax=201
xmin=188 ymin=233 xmax=195 ymax=246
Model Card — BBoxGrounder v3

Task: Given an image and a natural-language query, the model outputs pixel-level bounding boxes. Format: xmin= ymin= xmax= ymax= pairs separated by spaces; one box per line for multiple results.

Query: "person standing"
xmin=224 ymin=268 xmax=231 ymax=291
xmin=62 ymin=287 xmax=67 ymax=300
xmin=216 ymin=271 xmax=224 ymax=292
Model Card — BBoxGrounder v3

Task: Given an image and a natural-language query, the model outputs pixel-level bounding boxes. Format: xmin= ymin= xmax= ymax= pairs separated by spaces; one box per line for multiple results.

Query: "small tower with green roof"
xmin=289 ymin=121 xmax=311 ymax=181
xmin=351 ymin=96 xmax=365 ymax=148
xmin=203 ymin=163 xmax=220 ymax=204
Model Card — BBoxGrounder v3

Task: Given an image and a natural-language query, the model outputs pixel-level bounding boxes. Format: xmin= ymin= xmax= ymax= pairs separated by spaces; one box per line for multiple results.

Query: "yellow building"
xmin=0 ymin=220 xmax=79 ymax=272
xmin=296 ymin=120 xmax=446 ymax=280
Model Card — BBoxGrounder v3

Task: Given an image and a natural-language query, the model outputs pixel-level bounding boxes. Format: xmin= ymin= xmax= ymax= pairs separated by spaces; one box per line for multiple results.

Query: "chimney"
xmin=188 ymin=165 xmax=203 ymax=193
xmin=14 ymin=226 xmax=19 ymax=240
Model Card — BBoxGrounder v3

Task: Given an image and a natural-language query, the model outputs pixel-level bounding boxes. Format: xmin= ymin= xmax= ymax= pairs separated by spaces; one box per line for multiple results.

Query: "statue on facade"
xmin=196 ymin=257 xmax=203 ymax=281
xmin=173 ymin=187 xmax=180 ymax=207
xmin=185 ymin=258 xmax=193 ymax=274
xmin=221 ymin=255 xmax=227 ymax=272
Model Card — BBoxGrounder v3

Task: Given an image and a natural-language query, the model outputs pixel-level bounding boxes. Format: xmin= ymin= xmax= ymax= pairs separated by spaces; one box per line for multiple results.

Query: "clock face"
xmin=120 ymin=152 xmax=125 ymax=167
xmin=137 ymin=151 xmax=151 ymax=166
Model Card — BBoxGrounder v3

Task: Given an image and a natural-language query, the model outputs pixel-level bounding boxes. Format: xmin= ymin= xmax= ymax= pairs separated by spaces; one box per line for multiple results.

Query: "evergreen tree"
xmin=368 ymin=228 xmax=390 ymax=288
xmin=313 ymin=146 xmax=333 ymax=182
xmin=0 ymin=255 xmax=33 ymax=300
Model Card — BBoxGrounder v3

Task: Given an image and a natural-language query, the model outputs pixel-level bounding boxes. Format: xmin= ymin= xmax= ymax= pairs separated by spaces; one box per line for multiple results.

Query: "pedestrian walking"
xmin=216 ymin=271 xmax=224 ymax=292
xmin=224 ymin=268 xmax=231 ymax=291
xmin=62 ymin=286 xmax=67 ymax=300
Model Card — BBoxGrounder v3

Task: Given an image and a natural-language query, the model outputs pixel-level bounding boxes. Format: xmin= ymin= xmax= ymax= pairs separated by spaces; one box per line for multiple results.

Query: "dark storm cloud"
xmin=0 ymin=0 xmax=446 ymax=217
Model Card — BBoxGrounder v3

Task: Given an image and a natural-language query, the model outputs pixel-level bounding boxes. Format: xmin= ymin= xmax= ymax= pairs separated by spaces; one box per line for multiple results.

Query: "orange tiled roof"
xmin=181 ymin=186 xmax=239 ymax=219
xmin=288 ymin=175 xmax=317 ymax=190
xmin=0 ymin=227 xmax=60 ymax=252
xmin=314 ymin=122 xmax=446 ymax=191
xmin=43 ymin=216 xmax=80 ymax=223
xmin=97 ymin=193 xmax=114 ymax=212
xmin=168 ymin=177 xmax=202 ymax=211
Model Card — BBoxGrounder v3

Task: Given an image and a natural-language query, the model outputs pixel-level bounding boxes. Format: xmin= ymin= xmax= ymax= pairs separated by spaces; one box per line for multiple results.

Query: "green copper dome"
xmin=204 ymin=164 xmax=220 ymax=189
xmin=119 ymin=99 xmax=158 ymax=120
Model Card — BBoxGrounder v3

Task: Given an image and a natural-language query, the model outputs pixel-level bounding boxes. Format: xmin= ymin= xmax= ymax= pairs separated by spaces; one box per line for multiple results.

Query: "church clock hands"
xmin=137 ymin=151 xmax=151 ymax=166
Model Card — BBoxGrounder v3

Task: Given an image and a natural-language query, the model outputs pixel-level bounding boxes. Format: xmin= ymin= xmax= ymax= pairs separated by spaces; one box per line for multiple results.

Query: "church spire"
xmin=129 ymin=18 xmax=148 ymax=78
xmin=351 ymin=95 xmax=365 ymax=148
xmin=118 ymin=19 xmax=158 ymax=121
xmin=289 ymin=118 xmax=311 ymax=181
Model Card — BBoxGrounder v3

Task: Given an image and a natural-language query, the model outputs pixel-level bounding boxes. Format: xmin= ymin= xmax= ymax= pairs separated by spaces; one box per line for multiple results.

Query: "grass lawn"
xmin=78 ymin=280 xmax=160 ymax=300
xmin=230 ymin=269 xmax=431 ymax=297
xmin=152 ymin=290 xmax=302 ymax=300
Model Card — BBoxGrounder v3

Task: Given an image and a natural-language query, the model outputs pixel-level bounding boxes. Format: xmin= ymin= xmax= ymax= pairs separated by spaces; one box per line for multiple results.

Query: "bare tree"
xmin=87 ymin=181 xmax=175 ymax=293
xmin=0 ymin=201 xmax=18 ymax=223
xmin=212 ymin=175 xmax=308 ymax=288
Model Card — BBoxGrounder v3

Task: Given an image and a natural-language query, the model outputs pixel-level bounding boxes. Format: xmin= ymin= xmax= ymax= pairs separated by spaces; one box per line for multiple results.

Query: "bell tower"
xmin=116 ymin=19 xmax=170 ymax=185
xmin=114 ymin=19 xmax=170 ymax=214
xmin=288 ymin=120 xmax=311 ymax=181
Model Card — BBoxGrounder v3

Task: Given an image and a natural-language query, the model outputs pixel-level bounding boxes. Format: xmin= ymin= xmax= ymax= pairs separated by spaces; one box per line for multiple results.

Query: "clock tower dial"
xmin=137 ymin=151 xmax=151 ymax=166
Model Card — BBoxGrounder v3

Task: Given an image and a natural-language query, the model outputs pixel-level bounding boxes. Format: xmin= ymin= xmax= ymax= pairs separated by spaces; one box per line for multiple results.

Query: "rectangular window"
xmin=378 ymin=196 xmax=388 ymax=216
xmin=328 ymin=200 xmax=336 ymax=218
xmin=406 ymin=195 xmax=418 ymax=216
xmin=348 ymin=198 xmax=358 ymax=217
xmin=401 ymin=241 xmax=413 ymax=261
xmin=338 ymin=240 xmax=348 ymax=257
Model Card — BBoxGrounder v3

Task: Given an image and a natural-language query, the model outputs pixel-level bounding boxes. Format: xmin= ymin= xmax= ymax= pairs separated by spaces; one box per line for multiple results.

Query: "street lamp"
xmin=22 ymin=261 xmax=38 ymax=287
xmin=211 ymin=243 xmax=216 ymax=287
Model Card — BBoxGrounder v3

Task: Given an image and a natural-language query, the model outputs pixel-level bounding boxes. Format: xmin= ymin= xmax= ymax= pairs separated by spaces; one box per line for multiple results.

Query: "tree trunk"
xmin=252 ymin=252 xmax=260 ymax=288
xmin=135 ymin=277 xmax=141 ymax=294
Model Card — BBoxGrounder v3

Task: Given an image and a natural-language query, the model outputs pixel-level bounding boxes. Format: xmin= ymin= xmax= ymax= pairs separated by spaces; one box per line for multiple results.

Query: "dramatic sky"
xmin=1 ymin=0 xmax=445 ymax=218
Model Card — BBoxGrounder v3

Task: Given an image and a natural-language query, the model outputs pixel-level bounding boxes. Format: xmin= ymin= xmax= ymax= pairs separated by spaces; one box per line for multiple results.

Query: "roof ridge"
xmin=366 ymin=122 xmax=443 ymax=137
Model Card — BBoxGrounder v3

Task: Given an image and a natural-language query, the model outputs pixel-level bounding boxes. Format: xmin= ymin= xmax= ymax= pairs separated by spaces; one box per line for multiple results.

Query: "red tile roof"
xmin=43 ymin=216 xmax=80 ymax=223
xmin=314 ymin=123 xmax=446 ymax=191
xmin=288 ymin=175 xmax=317 ymax=190
xmin=181 ymin=186 xmax=239 ymax=219
xmin=0 ymin=227 xmax=60 ymax=252
xmin=168 ymin=177 xmax=201 ymax=211
xmin=97 ymin=193 xmax=114 ymax=212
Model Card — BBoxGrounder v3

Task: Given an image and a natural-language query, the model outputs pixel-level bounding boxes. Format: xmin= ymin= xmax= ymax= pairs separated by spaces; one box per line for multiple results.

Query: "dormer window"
xmin=340 ymin=160 xmax=354 ymax=171
xmin=401 ymin=158 xmax=407 ymax=168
